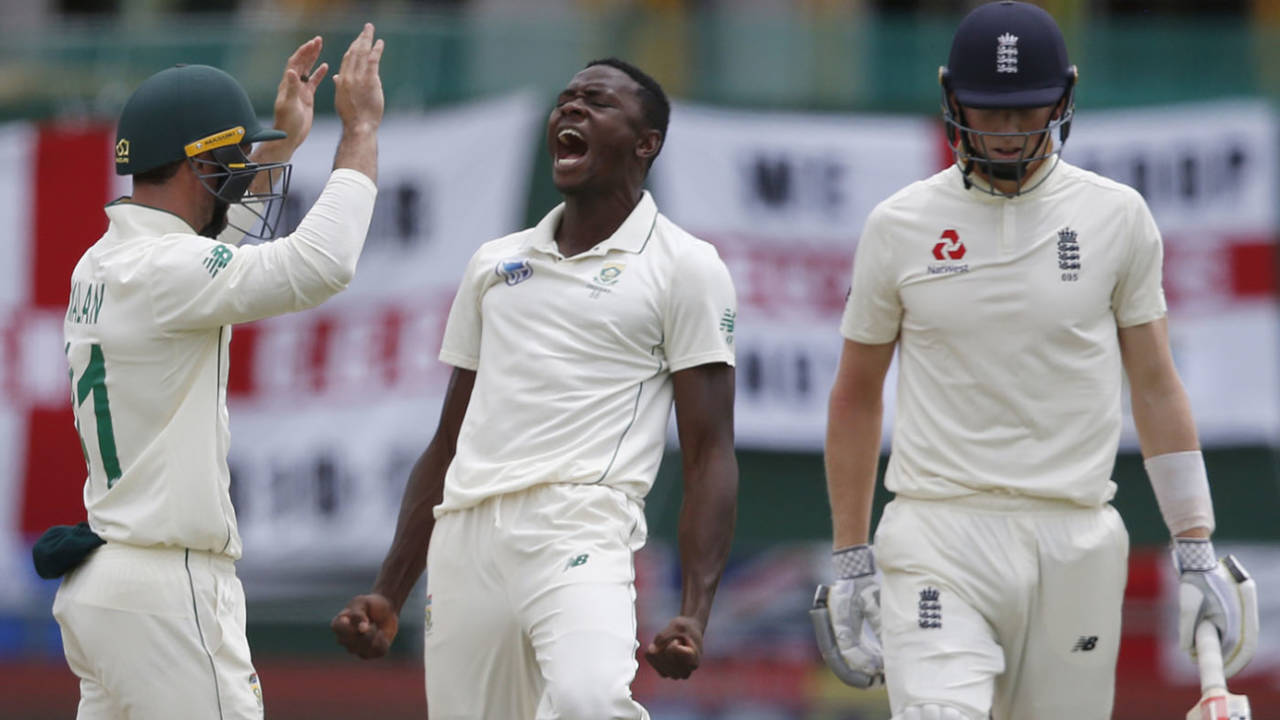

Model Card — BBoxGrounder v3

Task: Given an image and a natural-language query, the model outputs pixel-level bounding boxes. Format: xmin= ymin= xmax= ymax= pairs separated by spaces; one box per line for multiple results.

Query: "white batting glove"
xmin=810 ymin=544 xmax=883 ymax=688
xmin=1173 ymin=538 xmax=1259 ymax=678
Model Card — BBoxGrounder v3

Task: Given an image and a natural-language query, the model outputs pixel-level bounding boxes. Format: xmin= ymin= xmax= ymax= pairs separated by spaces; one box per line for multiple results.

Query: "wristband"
xmin=832 ymin=544 xmax=875 ymax=579
xmin=1172 ymin=537 xmax=1217 ymax=573
xmin=1145 ymin=450 xmax=1215 ymax=536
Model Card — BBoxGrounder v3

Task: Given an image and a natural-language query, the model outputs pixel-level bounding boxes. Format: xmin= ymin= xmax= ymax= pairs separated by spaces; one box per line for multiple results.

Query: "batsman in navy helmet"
xmin=941 ymin=0 xmax=1077 ymax=196
xmin=814 ymin=3 xmax=1258 ymax=719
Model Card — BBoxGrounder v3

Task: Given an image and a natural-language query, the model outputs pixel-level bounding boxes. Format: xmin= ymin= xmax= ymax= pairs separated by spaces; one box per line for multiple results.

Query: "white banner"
xmin=652 ymin=104 xmax=937 ymax=448
xmin=1071 ymin=100 xmax=1280 ymax=447
xmin=0 ymin=97 xmax=1274 ymax=604
xmin=653 ymin=100 xmax=1280 ymax=451
xmin=223 ymin=93 xmax=543 ymax=585
xmin=1065 ymin=99 xmax=1278 ymax=235
xmin=0 ymin=124 xmax=36 ymax=609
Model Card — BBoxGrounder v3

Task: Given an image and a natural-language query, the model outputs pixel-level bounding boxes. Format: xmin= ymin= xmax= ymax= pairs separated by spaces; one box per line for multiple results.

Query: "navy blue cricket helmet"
xmin=939 ymin=1 xmax=1078 ymax=196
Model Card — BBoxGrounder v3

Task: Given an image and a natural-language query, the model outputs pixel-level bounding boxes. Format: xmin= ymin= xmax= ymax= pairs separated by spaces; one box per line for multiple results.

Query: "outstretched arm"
xmin=153 ymin=25 xmax=384 ymax=332
xmin=331 ymin=366 xmax=475 ymax=658
xmin=645 ymin=361 xmax=737 ymax=680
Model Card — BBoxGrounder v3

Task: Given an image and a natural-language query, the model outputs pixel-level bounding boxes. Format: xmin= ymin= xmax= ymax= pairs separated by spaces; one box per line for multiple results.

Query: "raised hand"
xmin=246 ymin=36 xmax=329 ymax=190
xmin=333 ymin=22 xmax=385 ymax=134
xmin=271 ymin=35 xmax=328 ymax=152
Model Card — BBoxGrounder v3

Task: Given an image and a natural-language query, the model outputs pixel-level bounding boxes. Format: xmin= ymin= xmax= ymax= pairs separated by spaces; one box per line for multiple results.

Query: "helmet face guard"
xmin=186 ymin=126 xmax=292 ymax=240
xmin=940 ymin=75 xmax=1075 ymax=198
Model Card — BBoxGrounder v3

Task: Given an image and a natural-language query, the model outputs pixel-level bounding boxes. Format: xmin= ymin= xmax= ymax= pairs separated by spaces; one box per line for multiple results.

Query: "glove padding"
xmin=811 ymin=545 xmax=883 ymax=688
xmin=1173 ymin=539 xmax=1259 ymax=678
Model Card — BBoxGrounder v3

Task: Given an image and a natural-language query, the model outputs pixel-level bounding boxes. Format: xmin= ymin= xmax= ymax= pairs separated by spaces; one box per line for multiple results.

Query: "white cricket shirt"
xmin=437 ymin=191 xmax=737 ymax=513
xmin=842 ymin=160 xmax=1166 ymax=506
xmin=63 ymin=169 xmax=377 ymax=557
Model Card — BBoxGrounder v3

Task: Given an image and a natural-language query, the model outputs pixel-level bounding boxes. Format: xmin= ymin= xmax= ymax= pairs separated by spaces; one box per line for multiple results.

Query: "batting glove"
xmin=1173 ymin=538 xmax=1259 ymax=678
xmin=810 ymin=544 xmax=884 ymax=688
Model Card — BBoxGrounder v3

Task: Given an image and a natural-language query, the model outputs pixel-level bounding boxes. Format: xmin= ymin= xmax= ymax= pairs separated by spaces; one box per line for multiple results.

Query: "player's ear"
xmin=635 ymin=128 xmax=662 ymax=163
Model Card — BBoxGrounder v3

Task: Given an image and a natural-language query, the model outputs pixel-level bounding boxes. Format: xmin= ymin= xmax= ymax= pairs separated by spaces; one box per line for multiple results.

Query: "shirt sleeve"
xmin=438 ymin=248 xmax=491 ymax=371
xmin=840 ymin=206 xmax=902 ymax=344
xmin=1112 ymin=191 xmax=1168 ymax=328
xmin=663 ymin=241 xmax=737 ymax=372
xmin=147 ymin=169 xmax=377 ymax=331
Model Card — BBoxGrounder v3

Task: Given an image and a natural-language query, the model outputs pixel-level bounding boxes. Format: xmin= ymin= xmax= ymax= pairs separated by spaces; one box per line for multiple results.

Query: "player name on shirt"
xmin=66 ymin=280 xmax=106 ymax=325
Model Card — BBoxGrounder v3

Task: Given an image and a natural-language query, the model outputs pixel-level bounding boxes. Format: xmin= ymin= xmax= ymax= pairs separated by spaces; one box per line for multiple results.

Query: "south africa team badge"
xmin=248 ymin=672 xmax=263 ymax=708
xmin=587 ymin=262 xmax=625 ymax=298
xmin=596 ymin=262 xmax=625 ymax=285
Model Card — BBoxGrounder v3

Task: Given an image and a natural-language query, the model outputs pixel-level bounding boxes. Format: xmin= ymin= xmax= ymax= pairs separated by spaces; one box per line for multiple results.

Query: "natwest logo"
xmin=932 ymin=229 xmax=966 ymax=260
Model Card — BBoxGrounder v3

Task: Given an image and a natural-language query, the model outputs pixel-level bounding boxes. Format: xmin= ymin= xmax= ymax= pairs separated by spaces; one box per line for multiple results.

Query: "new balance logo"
xmin=1072 ymin=635 xmax=1099 ymax=652
xmin=565 ymin=553 xmax=589 ymax=571
xmin=719 ymin=309 xmax=736 ymax=345
xmin=204 ymin=245 xmax=234 ymax=278
xmin=719 ymin=309 xmax=736 ymax=333
xmin=918 ymin=587 xmax=942 ymax=629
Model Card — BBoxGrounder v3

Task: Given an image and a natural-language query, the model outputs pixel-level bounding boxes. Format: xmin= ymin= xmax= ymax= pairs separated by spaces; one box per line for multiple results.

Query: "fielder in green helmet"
xmin=113 ymin=62 xmax=293 ymax=239
xmin=39 ymin=24 xmax=386 ymax=720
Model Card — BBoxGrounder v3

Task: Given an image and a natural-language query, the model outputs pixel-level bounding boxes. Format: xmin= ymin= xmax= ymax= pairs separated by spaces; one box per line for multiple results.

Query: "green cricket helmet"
xmin=115 ymin=64 xmax=292 ymax=239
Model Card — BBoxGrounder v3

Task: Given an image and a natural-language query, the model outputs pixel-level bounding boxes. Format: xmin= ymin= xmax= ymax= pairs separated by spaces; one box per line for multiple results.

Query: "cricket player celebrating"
xmin=812 ymin=3 xmax=1260 ymax=719
xmin=331 ymin=59 xmax=739 ymax=719
xmin=38 ymin=25 xmax=385 ymax=719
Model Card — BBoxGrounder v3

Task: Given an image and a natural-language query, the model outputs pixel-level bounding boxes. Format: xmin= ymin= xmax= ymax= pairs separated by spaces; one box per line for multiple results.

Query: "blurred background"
xmin=1 ymin=0 xmax=1278 ymax=718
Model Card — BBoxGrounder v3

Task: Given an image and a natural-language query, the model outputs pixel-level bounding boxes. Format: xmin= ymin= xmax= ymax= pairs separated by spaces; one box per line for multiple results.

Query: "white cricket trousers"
xmin=424 ymin=483 xmax=651 ymax=720
xmin=875 ymin=494 xmax=1129 ymax=720
xmin=52 ymin=543 xmax=263 ymax=720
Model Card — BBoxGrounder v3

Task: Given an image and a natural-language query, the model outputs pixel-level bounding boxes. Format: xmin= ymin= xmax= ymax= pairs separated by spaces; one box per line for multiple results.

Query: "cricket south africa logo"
xmin=586 ymin=262 xmax=625 ymax=298
xmin=929 ymin=229 xmax=970 ymax=275
xmin=495 ymin=258 xmax=533 ymax=286
xmin=596 ymin=262 xmax=625 ymax=286
xmin=248 ymin=673 xmax=263 ymax=709
xmin=996 ymin=32 xmax=1019 ymax=73
xmin=918 ymin=587 xmax=942 ymax=629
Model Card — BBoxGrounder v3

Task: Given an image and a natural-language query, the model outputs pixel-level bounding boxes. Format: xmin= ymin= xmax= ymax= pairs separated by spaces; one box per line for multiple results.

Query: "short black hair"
xmin=133 ymin=157 xmax=184 ymax=186
xmin=585 ymin=57 xmax=670 ymax=153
